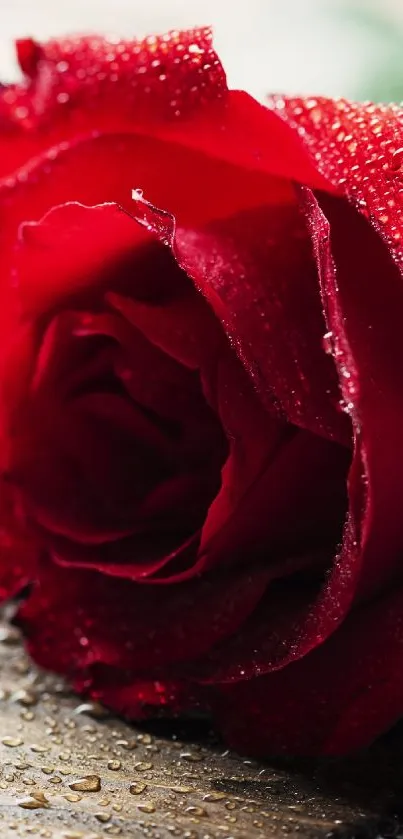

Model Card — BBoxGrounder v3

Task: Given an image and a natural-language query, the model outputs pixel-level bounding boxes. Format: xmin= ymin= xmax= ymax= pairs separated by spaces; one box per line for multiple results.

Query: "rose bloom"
xmin=0 ymin=27 xmax=402 ymax=756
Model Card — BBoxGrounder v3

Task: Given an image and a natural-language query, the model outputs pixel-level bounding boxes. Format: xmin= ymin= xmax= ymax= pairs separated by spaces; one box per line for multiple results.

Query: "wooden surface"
xmin=0 ymin=608 xmax=401 ymax=839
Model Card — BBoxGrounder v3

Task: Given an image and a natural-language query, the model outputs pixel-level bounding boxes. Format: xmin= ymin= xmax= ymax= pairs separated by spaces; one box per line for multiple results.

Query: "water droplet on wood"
xmin=95 ymin=813 xmax=111 ymax=823
xmin=2 ymin=737 xmax=23 ymax=747
xmin=69 ymin=775 xmax=101 ymax=792
xmin=129 ymin=782 xmax=147 ymax=795
xmin=184 ymin=806 xmax=207 ymax=817
xmin=137 ymin=802 xmax=156 ymax=813
xmin=107 ymin=759 xmax=121 ymax=770
xmin=0 ymin=625 xmax=20 ymax=644
xmin=203 ymin=792 xmax=226 ymax=802
xmin=134 ymin=762 xmax=153 ymax=772
xmin=30 ymin=743 xmax=50 ymax=753
xmin=18 ymin=795 xmax=48 ymax=809
xmin=74 ymin=702 xmax=109 ymax=719
xmin=12 ymin=689 xmax=38 ymax=706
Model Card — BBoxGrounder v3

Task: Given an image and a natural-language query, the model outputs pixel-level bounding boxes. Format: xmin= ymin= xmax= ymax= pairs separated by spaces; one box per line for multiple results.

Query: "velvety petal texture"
xmin=0 ymin=28 xmax=401 ymax=758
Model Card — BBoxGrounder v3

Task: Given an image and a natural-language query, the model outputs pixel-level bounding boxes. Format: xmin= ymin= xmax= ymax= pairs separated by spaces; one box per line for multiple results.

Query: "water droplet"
xmin=130 ymin=190 xmax=174 ymax=246
xmin=18 ymin=796 xmax=48 ymax=810
xmin=180 ymin=752 xmax=203 ymax=763
xmin=390 ymin=147 xmax=403 ymax=171
xmin=107 ymin=759 xmax=121 ymax=771
xmin=69 ymin=775 xmax=101 ymax=792
xmin=184 ymin=806 xmax=207 ymax=817
xmin=137 ymin=803 xmax=156 ymax=814
xmin=41 ymin=766 xmax=54 ymax=774
xmin=225 ymin=801 xmax=237 ymax=810
xmin=2 ymin=737 xmax=23 ymax=747
xmin=30 ymin=743 xmax=50 ymax=753
xmin=129 ymin=782 xmax=147 ymax=795
xmin=32 ymin=791 xmax=48 ymax=803
xmin=95 ymin=813 xmax=111 ymax=823
xmin=74 ymin=702 xmax=109 ymax=719
xmin=115 ymin=739 xmax=137 ymax=750
xmin=12 ymin=688 xmax=38 ymax=706
xmin=0 ymin=625 xmax=20 ymax=644
xmin=138 ymin=733 xmax=153 ymax=745
xmin=203 ymin=792 xmax=226 ymax=802
xmin=49 ymin=776 xmax=63 ymax=784
xmin=134 ymin=762 xmax=153 ymax=772
xmin=14 ymin=106 xmax=29 ymax=120
xmin=64 ymin=793 xmax=82 ymax=802
xmin=322 ymin=331 xmax=333 ymax=354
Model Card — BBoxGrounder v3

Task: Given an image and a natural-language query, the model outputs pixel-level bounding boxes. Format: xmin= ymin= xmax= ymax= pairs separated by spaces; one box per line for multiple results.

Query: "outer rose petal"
xmin=6 ymin=29 xmax=226 ymax=126
xmin=268 ymin=95 xmax=403 ymax=259
xmin=0 ymin=28 xmax=226 ymax=176
xmin=0 ymin=29 xmax=326 ymax=187
xmin=211 ymin=587 xmax=403 ymax=756
xmin=16 ymin=557 xmax=272 ymax=676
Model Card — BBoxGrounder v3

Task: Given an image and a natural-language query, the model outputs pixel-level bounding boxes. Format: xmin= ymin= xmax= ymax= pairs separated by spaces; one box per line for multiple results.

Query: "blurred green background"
xmin=0 ymin=0 xmax=402 ymax=102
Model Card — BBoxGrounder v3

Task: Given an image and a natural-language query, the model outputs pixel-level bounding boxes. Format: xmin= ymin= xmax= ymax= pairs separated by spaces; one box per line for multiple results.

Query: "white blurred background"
xmin=0 ymin=0 xmax=403 ymax=102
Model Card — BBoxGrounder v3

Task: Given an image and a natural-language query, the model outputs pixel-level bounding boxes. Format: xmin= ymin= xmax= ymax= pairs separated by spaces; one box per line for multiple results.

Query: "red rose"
xmin=0 ymin=27 xmax=402 ymax=756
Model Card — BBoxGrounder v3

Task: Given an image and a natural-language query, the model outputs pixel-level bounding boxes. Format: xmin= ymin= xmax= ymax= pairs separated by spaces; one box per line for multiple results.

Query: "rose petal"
xmin=82 ymin=669 xmax=197 ymax=720
xmin=174 ymin=204 xmax=349 ymax=445
xmin=301 ymin=187 xmax=403 ymax=608
xmin=17 ymin=558 xmax=271 ymax=674
xmin=0 ymin=27 xmax=226 ymax=175
xmin=0 ymin=489 xmax=39 ymax=600
xmin=0 ymin=28 xmax=326 ymax=191
xmin=269 ymin=95 xmax=403 ymax=261
xmin=211 ymin=587 xmax=403 ymax=755
xmin=13 ymin=201 xmax=148 ymax=317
